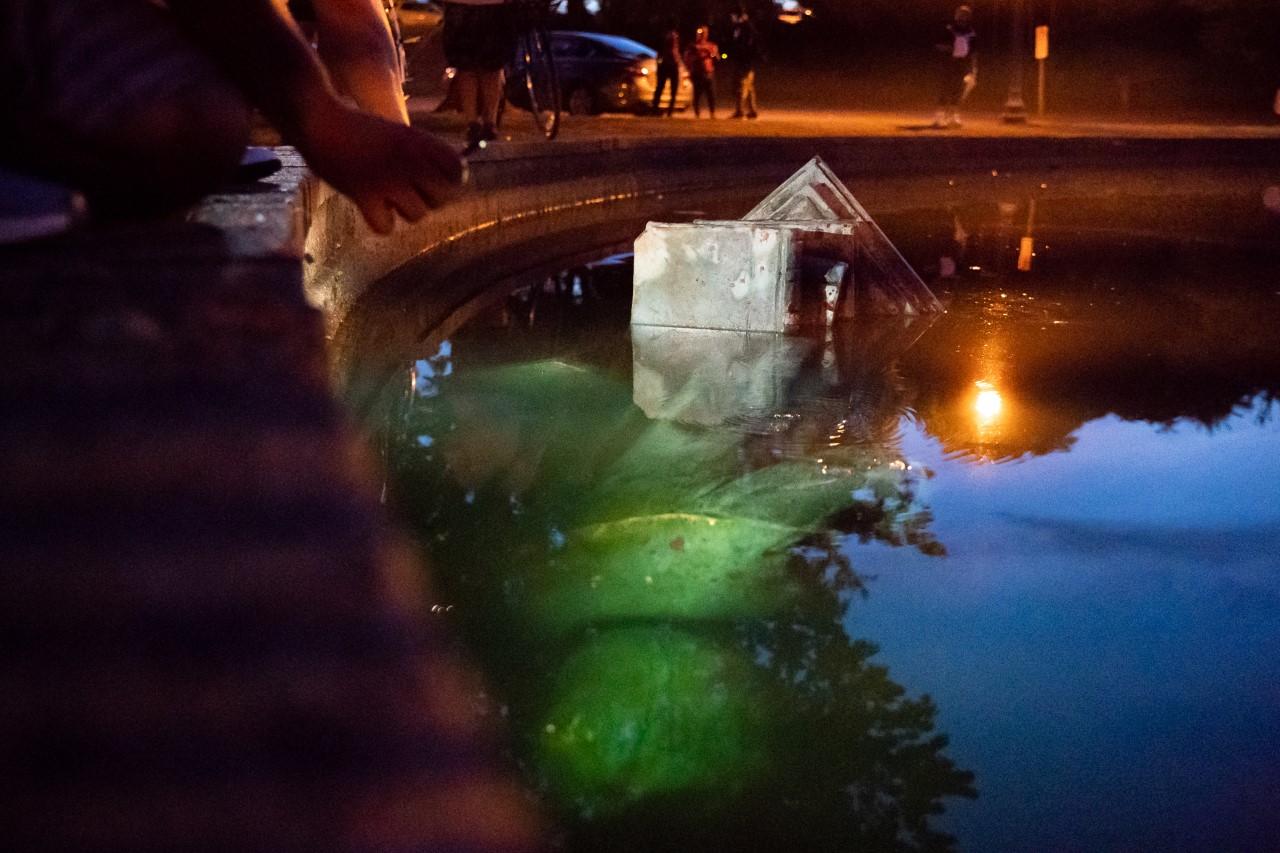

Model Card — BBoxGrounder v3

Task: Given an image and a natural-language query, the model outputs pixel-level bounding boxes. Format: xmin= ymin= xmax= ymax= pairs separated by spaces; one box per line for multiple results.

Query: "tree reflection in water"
xmin=384 ymin=321 xmax=974 ymax=853
xmin=890 ymin=199 xmax=1280 ymax=464
xmin=360 ymin=184 xmax=1280 ymax=851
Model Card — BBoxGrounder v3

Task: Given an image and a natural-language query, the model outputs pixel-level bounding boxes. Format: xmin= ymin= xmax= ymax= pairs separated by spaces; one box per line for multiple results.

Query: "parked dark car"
xmin=509 ymin=30 xmax=692 ymax=115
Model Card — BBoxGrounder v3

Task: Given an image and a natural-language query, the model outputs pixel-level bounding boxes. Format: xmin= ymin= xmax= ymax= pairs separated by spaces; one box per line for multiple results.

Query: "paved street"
xmin=411 ymin=100 xmax=1280 ymax=147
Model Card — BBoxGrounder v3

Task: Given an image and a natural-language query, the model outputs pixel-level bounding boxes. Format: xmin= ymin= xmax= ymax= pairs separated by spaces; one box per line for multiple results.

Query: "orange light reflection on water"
xmin=974 ymin=380 xmax=1003 ymax=427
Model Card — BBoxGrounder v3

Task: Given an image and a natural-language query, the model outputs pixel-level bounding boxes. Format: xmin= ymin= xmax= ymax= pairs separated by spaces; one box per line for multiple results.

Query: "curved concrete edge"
xmin=2 ymin=153 xmax=544 ymax=851
xmin=302 ymin=167 xmax=652 ymax=336
xmin=190 ymin=147 xmax=314 ymax=262
xmin=293 ymin=134 xmax=1280 ymax=341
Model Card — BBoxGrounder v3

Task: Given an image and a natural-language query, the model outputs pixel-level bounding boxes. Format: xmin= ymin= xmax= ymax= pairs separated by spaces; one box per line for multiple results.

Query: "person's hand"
xmin=297 ymin=101 xmax=466 ymax=233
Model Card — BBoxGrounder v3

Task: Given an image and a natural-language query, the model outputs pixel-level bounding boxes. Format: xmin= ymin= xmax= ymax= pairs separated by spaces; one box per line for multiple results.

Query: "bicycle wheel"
xmin=517 ymin=27 xmax=560 ymax=140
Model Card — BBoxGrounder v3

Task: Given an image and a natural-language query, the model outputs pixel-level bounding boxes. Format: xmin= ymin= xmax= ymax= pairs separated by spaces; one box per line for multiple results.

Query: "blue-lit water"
xmin=364 ymin=183 xmax=1280 ymax=851
xmin=870 ymin=408 xmax=1280 ymax=850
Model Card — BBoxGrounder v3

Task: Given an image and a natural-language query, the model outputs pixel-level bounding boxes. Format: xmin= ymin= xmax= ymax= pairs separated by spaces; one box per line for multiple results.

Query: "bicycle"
xmin=506 ymin=0 xmax=561 ymax=140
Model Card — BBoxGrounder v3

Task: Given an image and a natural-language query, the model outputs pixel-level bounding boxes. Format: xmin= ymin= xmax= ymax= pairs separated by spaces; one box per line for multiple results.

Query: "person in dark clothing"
xmin=933 ymin=4 xmax=977 ymax=128
xmin=726 ymin=6 xmax=760 ymax=119
xmin=442 ymin=0 xmax=516 ymax=154
xmin=651 ymin=23 xmax=681 ymax=116
xmin=683 ymin=25 xmax=718 ymax=118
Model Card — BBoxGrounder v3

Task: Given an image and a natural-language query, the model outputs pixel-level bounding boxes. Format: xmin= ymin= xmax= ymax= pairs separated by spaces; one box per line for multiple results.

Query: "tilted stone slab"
xmin=745 ymin=156 xmax=943 ymax=316
xmin=632 ymin=157 xmax=940 ymax=327
xmin=851 ymin=220 xmax=944 ymax=315
xmin=632 ymin=215 xmax=938 ymax=330
xmin=743 ymin=155 xmax=872 ymax=223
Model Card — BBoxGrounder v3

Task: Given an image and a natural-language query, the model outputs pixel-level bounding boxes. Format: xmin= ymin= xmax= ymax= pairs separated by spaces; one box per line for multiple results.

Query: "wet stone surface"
xmin=0 ymin=175 xmax=536 ymax=851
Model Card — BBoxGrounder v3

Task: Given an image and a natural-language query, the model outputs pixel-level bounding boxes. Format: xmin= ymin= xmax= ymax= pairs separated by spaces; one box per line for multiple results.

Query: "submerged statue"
xmin=632 ymin=157 xmax=943 ymax=332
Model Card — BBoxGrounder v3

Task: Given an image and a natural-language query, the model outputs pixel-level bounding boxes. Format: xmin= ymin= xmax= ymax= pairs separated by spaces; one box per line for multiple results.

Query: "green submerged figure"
xmin=384 ymin=322 xmax=975 ymax=852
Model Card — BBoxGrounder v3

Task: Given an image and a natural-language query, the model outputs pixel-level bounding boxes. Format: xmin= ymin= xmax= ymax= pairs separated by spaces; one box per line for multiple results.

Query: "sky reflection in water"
xmin=882 ymin=404 xmax=1280 ymax=851
xmin=370 ymin=190 xmax=1280 ymax=852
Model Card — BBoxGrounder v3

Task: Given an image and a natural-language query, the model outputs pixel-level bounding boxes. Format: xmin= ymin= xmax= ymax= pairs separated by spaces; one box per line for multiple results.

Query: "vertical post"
xmin=1002 ymin=0 xmax=1028 ymax=123
xmin=1037 ymin=60 xmax=1045 ymax=116
xmin=1017 ymin=197 xmax=1036 ymax=272
xmin=1034 ymin=25 xmax=1049 ymax=117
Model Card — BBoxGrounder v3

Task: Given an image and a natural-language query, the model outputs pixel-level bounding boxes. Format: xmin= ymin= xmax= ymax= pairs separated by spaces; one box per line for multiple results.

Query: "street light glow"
xmin=974 ymin=380 xmax=1003 ymax=425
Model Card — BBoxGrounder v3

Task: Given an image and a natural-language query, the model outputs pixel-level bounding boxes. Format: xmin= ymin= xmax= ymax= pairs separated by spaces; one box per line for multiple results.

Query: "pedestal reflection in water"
xmin=382 ymin=316 xmax=970 ymax=851
xmin=630 ymin=326 xmax=811 ymax=426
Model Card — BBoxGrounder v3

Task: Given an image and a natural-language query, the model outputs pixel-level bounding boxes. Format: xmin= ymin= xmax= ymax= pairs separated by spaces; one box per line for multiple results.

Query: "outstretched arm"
xmin=168 ymin=0 xmax=462 ymax=232
xmin=313 ymin=0 xmax=410 ymax=124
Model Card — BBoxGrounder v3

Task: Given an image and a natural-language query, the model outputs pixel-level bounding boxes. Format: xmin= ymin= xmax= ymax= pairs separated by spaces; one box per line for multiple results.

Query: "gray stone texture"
xmin=631 ymin=221 xmax=793 ymax=331
xmin=631 ymin=157 xmax=942 ymax=332
xmin=632 ymin=325 xmax=812 ymax=425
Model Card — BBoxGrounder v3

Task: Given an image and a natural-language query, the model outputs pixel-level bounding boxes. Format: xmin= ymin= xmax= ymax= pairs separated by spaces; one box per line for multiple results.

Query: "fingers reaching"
xmin=415 ymin=133 xmax=468 ymax=187
xmin=402 ymin=134 xmax=467 ymax=209
xmin=386 ymin=184 xmax=429 ymax=223
xmin=302 ymin=106 xmax=468 ymax=233
xmin=356 ymin=193 xmax=396 ymax=235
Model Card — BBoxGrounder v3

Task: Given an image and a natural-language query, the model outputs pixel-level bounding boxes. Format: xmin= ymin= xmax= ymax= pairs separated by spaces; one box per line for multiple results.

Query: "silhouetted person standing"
xmin=726 ymin=6 xmax=760 ymax=119
xmin=933 ymin=4 xmax=977 ymax=128
xmin=652 ymin=23 xmax=681 ymax=116
xmin=442 ymin=0 xmax=515 ymax=153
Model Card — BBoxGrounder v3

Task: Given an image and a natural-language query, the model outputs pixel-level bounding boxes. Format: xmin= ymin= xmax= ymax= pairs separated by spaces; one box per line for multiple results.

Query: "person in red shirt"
xmin=682 ymin=25 xmax=719 ymax=119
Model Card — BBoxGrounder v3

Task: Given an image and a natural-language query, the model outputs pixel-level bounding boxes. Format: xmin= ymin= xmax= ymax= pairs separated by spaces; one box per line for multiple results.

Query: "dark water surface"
xmin=359 ymin=174 xmax=1280 ymax=851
